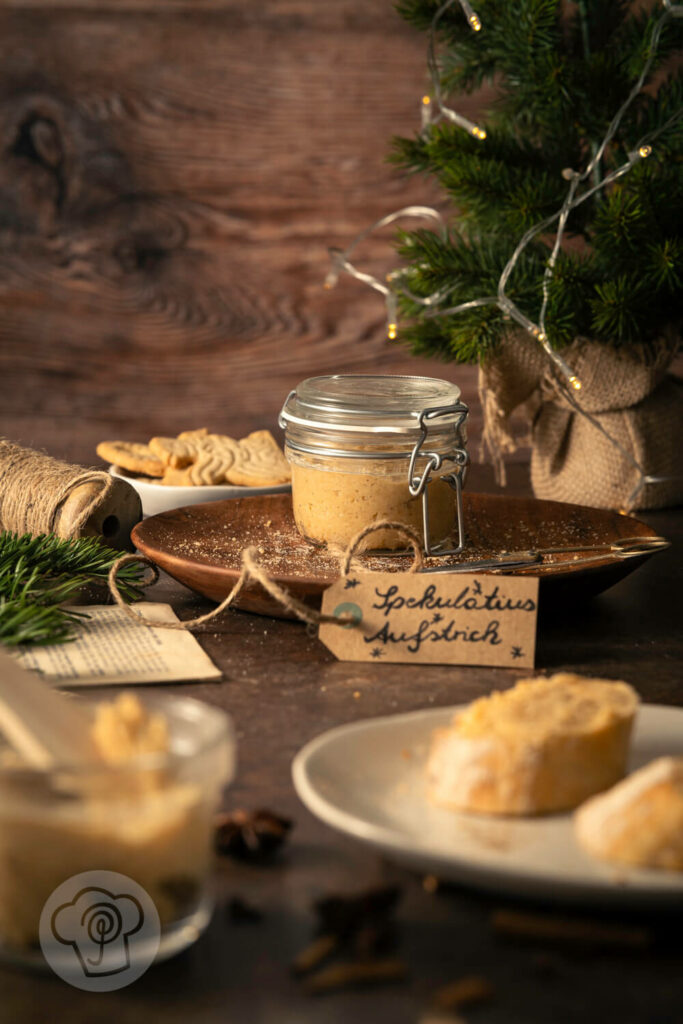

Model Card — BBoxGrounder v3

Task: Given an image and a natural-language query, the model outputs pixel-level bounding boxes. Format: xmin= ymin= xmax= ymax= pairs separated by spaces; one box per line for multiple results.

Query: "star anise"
xmin=314 ymin=884 xmax=401 ymax=956
xmin=214 ymin=807 xmax=293 ymax=862
xmin=292 ymin=884 xmax=402 ymax=977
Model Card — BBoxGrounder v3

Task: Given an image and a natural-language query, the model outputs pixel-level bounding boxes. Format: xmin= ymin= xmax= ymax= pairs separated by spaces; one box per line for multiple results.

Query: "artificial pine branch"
xmin=0 ymin=532 xmax=146 ymax=647
xmin=391 ymin=0 xmax=682 ymax=363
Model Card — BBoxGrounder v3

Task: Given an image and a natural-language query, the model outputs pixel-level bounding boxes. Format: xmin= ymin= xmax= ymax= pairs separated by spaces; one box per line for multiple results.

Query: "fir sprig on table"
xmin=0 ymin=533 xmax=146 ymax=647
xmin=389 ymin=0 xmax=682 ymax=362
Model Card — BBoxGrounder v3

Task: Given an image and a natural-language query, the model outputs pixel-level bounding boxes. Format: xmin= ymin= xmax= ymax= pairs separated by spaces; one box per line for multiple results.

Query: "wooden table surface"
xmin=1 ymin=1 xmax=681 ymax=1017
xmin=2 ymin=461 xmax=681 ymax=1024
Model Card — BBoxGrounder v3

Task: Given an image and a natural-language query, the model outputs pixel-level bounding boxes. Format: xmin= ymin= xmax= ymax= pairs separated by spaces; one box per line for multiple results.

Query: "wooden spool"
xmin=0 ymin=440 xmax=142 ymax=550
xmin=52 ymin=477 xmax=142 ymax=551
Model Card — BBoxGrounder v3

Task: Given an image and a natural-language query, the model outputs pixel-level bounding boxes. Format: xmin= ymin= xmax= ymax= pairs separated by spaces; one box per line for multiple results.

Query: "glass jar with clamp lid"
xmin=279 ymin=374 xmax=469 ymax=554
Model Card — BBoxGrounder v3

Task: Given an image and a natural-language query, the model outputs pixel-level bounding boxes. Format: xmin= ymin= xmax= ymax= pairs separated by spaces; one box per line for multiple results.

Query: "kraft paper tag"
xmin=319 ymin=572 xmax=539 ymax=668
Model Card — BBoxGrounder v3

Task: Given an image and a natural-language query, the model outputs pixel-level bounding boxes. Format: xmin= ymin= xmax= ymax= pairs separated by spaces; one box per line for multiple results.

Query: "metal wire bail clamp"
xmin=407 ymin=401 xmax=469 ymax=557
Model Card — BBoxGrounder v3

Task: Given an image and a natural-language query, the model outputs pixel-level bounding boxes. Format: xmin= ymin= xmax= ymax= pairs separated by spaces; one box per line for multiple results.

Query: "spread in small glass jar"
xmin=0 ymin=692 xmax=234 ymax=968
xmin=279 ymin=374 xmax=468 ymax=553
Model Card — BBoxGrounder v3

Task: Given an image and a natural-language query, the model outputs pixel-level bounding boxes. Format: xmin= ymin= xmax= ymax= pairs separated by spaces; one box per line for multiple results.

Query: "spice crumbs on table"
xmin=491 ymin=909 xmax=652 ymax=948
xmin=430 ymin=975 xmax=494 ymax=1011
xmin=303 ymin=959 xmax=408 ymax=995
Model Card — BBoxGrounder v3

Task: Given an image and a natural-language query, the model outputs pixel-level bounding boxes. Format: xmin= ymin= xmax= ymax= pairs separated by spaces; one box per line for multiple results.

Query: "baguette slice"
xmin=427 ymin=673 xmax=639 ymax=816
xmin=575 ymin=756 xmax=683 ymax=871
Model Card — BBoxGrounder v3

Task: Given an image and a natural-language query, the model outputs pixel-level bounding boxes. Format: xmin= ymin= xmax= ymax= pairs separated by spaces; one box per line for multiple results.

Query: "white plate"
xmin=292 ymin=704 xmax=683 ymax=907
xmin=109 ymin=465 xmax=291 ymax=517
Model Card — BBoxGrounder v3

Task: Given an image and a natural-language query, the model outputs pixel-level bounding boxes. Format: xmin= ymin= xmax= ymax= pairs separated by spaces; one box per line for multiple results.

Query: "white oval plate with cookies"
xmin=110 ymin=465 xmax=290 ymax=518
xmin=293 ymin=703 xmax=683 ymax=907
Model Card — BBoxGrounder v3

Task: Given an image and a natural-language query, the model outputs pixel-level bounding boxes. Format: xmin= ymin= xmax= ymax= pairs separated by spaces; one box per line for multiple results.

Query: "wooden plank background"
xmin=0 ymin=1 xmax=498 ymax=466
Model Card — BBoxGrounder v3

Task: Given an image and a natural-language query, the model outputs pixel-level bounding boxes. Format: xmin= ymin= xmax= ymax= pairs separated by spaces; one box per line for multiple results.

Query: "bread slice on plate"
xmin=427 ymin=673 xmax=639 ymax=816
xmin=575 ymin=756 xmax=683 ymax=871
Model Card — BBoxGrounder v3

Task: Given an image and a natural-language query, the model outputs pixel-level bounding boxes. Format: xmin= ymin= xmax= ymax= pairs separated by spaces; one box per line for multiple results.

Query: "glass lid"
xmin=280 ymin=374 xmax=463 ymax=434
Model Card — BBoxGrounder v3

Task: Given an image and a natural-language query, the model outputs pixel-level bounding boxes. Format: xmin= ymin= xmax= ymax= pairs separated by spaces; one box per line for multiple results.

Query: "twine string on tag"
xmin=107 ymin=519 xmax=424 ymax=631
xmin=338 ymin=519 xmax=424 ymax=577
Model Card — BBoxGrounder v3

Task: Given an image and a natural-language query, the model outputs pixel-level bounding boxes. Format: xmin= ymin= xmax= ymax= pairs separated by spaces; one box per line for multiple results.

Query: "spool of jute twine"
xmin=0 ymin=440 xmax=142 ymax=551
xmin=108 ymin=519 xmax=424 ymax=631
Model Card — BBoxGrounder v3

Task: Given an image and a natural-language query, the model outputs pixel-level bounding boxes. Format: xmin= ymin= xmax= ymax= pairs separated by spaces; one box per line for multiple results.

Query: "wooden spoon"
xmin=0 ymin=646 xmax=102 ymax=768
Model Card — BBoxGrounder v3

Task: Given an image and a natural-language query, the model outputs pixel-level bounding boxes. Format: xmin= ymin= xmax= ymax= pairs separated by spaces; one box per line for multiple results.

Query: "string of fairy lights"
xmin=324 ymin=0 xmax=682 ymax=507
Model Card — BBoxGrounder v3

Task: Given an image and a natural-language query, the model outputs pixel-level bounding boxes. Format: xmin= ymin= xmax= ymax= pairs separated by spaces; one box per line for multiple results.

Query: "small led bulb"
xmin=569 ymin=376 xmax=582 ymax=391
xmin=638 ymin=144 xmax=652 ymax=159
xmin=387 ymin=322 xmax=398 ymax=340
xmin=472 ymin=126 xmax=487 ymax=140
xmin=422 ymin=95 xmax=431 ymax=106
xmin=460 ymin=0 xmax=482 ymax=30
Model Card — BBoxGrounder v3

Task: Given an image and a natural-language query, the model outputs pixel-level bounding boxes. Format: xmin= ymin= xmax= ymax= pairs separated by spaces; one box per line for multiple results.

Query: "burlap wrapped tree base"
xmin=479 ymin=333 xmax=683 ymax=511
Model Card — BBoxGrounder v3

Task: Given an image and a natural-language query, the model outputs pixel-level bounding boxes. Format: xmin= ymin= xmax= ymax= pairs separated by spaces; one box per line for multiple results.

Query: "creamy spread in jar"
xmin=290 ymin=460 xmax=455 ymax=550
xmin=280 ymin=374 xmax=468 ymax=552
xmin=0 ymin=693 xmax=232 ymax=957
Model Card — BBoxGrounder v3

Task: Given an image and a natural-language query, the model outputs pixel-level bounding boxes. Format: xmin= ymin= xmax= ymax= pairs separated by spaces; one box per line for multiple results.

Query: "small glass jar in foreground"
xmin=279 ymin=374 xmax=468 ymax=553
xmin=0 ymin=692 xmax=234 ymax=970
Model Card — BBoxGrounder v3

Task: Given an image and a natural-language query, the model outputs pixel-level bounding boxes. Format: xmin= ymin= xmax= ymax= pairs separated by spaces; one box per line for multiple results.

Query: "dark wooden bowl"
xmin=132 ymin=492 xmax=666 ymax=619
